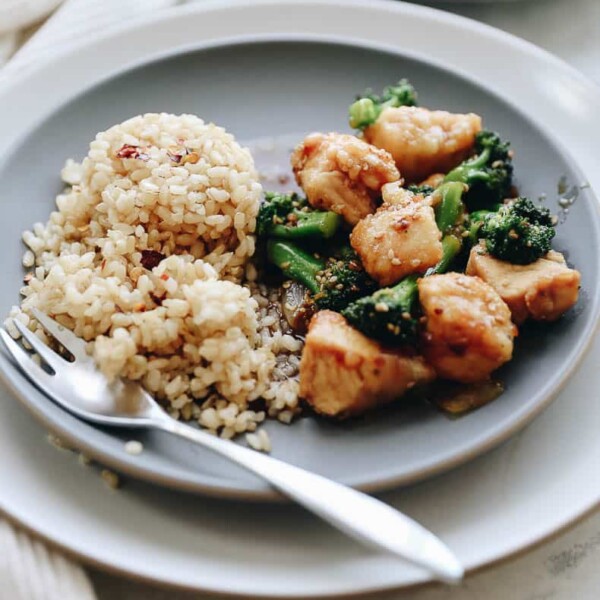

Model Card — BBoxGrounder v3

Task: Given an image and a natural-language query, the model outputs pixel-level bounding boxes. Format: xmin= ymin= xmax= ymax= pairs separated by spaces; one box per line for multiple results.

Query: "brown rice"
xmin=6 ymin=113 xmax=304 ymax=450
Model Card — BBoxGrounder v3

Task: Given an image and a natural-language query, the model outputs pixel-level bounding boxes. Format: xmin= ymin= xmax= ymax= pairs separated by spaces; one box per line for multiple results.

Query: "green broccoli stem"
xmin=428 ymin=235 xmax=462 ymax=275
xmin=426 ymin=182 xmax=467 ymax=274
xmin=467 ymin=209 xmax=496 ymax=245
xmin=266 ymin=240 xmax=324 ymax=294
xmin=269 ymin=211 xmax=341 ymax=240
xmin=390 ymin=274 xmax=420 ymax=311
xmin=443 ymin=147 xmax=491 ymax=184
xmin=434 ymin=182 xmax=466 ymax=234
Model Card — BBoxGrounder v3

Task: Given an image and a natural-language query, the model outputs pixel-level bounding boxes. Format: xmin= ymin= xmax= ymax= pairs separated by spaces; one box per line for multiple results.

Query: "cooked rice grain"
xmin=8 ymin=113 xmax=303 ymax=439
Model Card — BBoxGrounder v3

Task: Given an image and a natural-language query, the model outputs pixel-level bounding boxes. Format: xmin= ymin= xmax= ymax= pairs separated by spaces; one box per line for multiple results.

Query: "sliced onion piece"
xmin=282 ymin=281 xmax=314 ymax=334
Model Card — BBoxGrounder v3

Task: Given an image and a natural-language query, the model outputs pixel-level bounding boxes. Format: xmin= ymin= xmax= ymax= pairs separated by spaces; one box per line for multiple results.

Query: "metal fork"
xmin=1 ymin=308 xmax=463 ymax=584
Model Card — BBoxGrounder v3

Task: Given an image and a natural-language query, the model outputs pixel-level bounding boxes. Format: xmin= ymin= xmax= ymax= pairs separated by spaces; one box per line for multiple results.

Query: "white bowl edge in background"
xmin=0 ymin=0 xmax=600 ymax=596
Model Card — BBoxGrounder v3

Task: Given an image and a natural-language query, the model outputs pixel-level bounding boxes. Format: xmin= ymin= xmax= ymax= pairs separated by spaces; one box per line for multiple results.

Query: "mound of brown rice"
xmin=6 ymin=113 xmax=303 ymax=448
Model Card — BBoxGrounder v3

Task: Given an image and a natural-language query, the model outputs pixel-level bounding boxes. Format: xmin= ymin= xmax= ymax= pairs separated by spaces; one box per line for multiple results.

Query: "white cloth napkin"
xmin=0 ymin=521 xmax=96 ymax=600
xmin=0 ymin=3 xmax=185 ymax=598
xmin=2 ymin=0 xmax=180 ymax=73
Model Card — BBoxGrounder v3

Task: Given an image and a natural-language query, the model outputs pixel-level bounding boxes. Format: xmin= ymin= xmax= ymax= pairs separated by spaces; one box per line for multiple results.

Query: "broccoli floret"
xmin=342 ymin=275 xmax=420 ymax=345
xmin=342 ymin=182 xmax=467 ymax=344
xmin=349 ymin=79 xmax=418 ymax=130
xmin=466 ymin=209 xmax=498 ymax=247
xmin=406 ymin=184 xmax=435 ymax=196
xmin=257 ymin=192 xmax=305 ymax=236
xmin=444 ymin=130 xmax=513 ymax=211
xmin=479 ymin=197 xmax=555 ymax=264
xmin=341 ymin=229 xmax=463 ymax=344
xmin=267 ymin=240 xmax=376 ymax=311
xmin=257 ymin=192 xmax=341 ymax=240
xmin=313 ymin=251 xmax=378 ymax=313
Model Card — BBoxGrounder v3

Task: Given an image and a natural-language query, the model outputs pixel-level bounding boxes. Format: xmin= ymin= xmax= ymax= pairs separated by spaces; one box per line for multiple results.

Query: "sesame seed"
xmin=375 ymin=302 xmax=389 ymax=313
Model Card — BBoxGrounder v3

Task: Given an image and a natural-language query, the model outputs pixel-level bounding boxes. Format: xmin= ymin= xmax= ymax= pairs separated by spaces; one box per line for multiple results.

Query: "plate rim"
xmin=0 ymin=32 xmax=599 ymax=501
xmin=1 ymin=0 xmax=600 ymax=595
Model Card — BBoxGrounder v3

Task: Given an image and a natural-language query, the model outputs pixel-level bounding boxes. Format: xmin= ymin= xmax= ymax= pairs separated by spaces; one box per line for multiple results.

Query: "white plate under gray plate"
xmin=0 ymin=0 xmax=600 ymax=596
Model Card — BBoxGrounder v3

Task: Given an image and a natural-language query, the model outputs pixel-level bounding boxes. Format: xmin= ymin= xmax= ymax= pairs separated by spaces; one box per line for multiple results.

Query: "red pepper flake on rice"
xmin=149 ymin=292 xmax=165 ymax=306
xmin=115 ymin=144 xmax=148 ymax=160
xmin=140 ymin=249 xmax=166 ymax=270
xmin=167 ymin=151 xmax=182 ymax=164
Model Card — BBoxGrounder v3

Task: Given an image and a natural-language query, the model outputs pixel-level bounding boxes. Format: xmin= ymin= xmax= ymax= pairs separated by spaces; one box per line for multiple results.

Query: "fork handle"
xmin=154 ymin=416 xmax=462 ymax=583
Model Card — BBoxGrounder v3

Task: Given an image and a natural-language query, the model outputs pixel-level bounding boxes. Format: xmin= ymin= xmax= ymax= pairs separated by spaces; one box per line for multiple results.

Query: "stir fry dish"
xmin=261 ymin=79 xmax=581 ymax=417
xmin=11 ymin=83 xmax=582 ymax=448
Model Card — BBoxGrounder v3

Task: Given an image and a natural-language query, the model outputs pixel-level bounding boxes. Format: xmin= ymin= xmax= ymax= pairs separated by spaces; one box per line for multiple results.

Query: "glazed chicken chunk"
xmin=299 ymin=311 xmax=435 ymax=417
xmin=290 ymin=132 xmax=400 ymax=226
xmin=418 ymin=273 xmax=516 ymax=383
xmin=363 ymin=106 xmax=482 ymax=183
xmin=350 ymin=189 xmax=443 ymax=286
xmin=466 ymin=246 xmax=581 ymax=324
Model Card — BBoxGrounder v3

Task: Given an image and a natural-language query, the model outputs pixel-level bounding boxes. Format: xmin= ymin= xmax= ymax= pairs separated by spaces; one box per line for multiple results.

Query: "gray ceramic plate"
xmin=1 ymin=38 xmax=598 ymax=500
